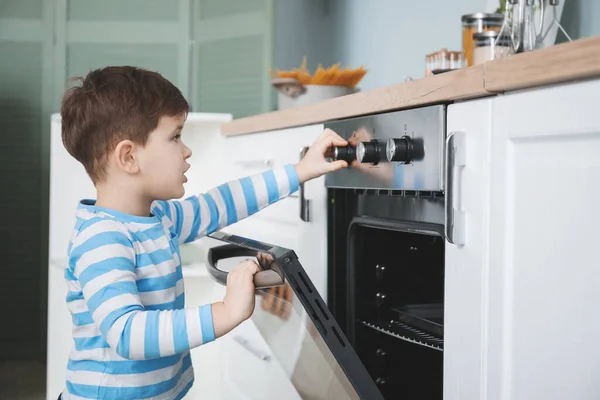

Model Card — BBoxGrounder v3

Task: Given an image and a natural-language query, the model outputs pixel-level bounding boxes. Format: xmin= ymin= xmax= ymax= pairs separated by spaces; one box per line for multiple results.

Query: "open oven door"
xmin=206 ymin=231 xmax=384 ymax=400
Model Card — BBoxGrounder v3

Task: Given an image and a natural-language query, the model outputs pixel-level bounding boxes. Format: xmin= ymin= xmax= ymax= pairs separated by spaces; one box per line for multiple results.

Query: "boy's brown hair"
xmin=61 ymin=66 xmax=189 ymax=184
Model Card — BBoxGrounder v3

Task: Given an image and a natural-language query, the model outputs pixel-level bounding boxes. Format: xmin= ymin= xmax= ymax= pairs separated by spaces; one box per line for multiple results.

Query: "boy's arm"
xmin=70 ymin=219 xmax=237 ymax=360
xmin=151 ymin=128 xmax=349 ymax=245
xmin=151 ymin=164 xmax=300 ymax=244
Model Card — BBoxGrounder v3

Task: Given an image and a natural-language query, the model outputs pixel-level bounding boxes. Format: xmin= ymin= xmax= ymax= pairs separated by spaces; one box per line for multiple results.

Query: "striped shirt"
xmin=62 ymin=165 xmax=299 ymax=400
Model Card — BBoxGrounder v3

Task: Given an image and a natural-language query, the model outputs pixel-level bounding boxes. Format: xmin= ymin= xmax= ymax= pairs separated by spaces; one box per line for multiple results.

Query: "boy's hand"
xmin=212 ymin=259 xmax=260 ymax=337
xmin=222 ymin=259 xmax=260 ymax=325
xmin=295 ymin=128 xmax=349 ymax=184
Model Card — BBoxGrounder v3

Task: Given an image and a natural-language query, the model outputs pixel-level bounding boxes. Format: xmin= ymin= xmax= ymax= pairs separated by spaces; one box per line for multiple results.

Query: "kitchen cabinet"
xmin=46 ymin=115 xmax=96 ymax=400
xmin=197 ymin=124 xmax=329 ymax=297
xmin=445 ymin=78 xmax=600 ymax=400
xmin=180 ymin=266 xmax=226 ymax=400
xmin=55 ymin=0 xmax=276 ymax=118
xmin=486 ymin=79 xmax=600 ymax=400
xmin=444 ymin=97 xmax=492 ymax=400
xmin=46 ymin=259 xmax=73 ymax=400
xmin=212 ymin=124 xmax=328 ymax=400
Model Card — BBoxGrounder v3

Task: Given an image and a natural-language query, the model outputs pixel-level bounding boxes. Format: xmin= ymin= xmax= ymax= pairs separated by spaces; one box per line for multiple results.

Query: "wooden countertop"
xmin=221 ymin=35 xmax=600 ymax=136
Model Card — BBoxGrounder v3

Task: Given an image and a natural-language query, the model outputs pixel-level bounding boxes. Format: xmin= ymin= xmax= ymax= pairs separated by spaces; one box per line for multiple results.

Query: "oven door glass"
xmin=206 ymin=231 xmax=384 ymax=400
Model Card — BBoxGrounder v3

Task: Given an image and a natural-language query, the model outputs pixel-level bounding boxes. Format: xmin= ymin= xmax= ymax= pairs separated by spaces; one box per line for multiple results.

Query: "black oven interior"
xmin=328 ymin=188 xmax=445 ymax=399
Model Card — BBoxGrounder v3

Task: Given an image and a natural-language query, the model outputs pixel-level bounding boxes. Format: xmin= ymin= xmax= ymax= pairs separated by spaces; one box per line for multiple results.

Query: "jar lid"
xmin=473 ymin=31 xmax=499 ymax=39
xmin=473 ymin=31 xmax=512 ymax=46
xmin=462 ymin=12 xmax=504 ymax=23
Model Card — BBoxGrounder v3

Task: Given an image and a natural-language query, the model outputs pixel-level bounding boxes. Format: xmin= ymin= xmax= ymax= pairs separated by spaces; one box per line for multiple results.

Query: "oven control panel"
xmin=325 ymin=105 xmax=445 ymax=191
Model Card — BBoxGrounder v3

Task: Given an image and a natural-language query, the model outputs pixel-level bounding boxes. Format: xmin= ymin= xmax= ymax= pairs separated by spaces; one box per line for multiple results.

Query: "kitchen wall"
xmin=328 ymin=0 xmax=600 ymax=92
xmin=329 ymin=0 xmax=488 ymax=90
xmin=272 ymin=0 xmax=334 ymax=109
xmin=560 ymin=0 xmax=600 ymax=42
xmin=274 ymin=0 xmax=334 ymax=73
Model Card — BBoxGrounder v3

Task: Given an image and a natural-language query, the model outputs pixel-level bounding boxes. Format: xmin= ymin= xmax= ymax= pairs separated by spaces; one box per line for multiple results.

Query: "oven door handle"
xmin=205 ymin=244 xmax=285 ymax=289
xmin=445 ymin=131 xmax=466 ymax=246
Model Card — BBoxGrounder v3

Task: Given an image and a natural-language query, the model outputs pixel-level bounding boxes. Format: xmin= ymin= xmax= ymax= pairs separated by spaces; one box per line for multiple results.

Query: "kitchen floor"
xmin=0 ymin=361 xmax=46 ymax=399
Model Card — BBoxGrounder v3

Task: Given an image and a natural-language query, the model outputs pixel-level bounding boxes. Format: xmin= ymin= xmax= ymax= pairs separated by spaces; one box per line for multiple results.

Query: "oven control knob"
xmin=333 ymin=145 xmax=357 ymax=163
xmin=386 ymin=136 xmax=418 ymax=163
xmin=356 ymin=140 xmax=386 ymax=165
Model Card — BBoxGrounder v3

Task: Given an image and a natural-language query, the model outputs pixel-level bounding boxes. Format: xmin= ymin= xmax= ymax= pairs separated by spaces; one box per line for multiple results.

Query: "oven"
xmin=206 ymin=105 xmax=448 ymax=400
xmin=326 ymin=105 xmax=446 ymax=399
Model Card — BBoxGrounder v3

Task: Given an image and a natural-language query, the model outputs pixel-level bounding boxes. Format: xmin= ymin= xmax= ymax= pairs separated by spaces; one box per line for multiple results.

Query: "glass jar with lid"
xmin=449 ymin=51 xmax=465 ymax=70
xmin=425 ymin=49 xmax=465 ymax=76
xmin=462 ymin=13 xmax=504 ymax=67
xmin=473 ymin=31 xmax=512 ymax=65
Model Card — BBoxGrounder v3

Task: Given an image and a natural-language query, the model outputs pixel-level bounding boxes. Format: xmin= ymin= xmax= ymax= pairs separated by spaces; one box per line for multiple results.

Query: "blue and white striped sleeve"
xmin=70 ymin=219 xmax=216 ymax=360
xmin=152 ymin=164 xmax=300 ymax=244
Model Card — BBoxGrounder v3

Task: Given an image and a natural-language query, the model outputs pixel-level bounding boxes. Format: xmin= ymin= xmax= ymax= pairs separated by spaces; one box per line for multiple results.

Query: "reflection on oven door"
xmin=253 ymin=288 xmax=359 ymax=400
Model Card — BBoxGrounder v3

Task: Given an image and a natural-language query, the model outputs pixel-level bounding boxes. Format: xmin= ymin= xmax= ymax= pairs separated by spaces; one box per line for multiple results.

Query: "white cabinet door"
xmin=48 ymin=115 xmax=96 ymax=260
xmin=215 ymin=124 xmax=328 ymax=400
xmin=46 ymin=115 xmax=95 ymax=399
xmin=444 ymin=99 xmax=492 ymax=400
xmin=221 ymin=318 xmax=302 ymax=400
xmin=182 ymin=274 xmax=226 ymax=400
xmin=486 ymin=79 xmax=600 ymax=400
xmin=219 ymin=124 xmax=328 ymax=297
xmin=46 ymin=261 xmax=72 ymax=400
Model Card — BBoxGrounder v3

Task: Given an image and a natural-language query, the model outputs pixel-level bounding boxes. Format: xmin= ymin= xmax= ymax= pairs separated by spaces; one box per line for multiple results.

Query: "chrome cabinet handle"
xmin=445 ymin=131 xmax=466 ymax=246
xmin=299 ymin=146 xmax=310 ymax=222
xmin=233 ymin=336 xmax=270 ymax=361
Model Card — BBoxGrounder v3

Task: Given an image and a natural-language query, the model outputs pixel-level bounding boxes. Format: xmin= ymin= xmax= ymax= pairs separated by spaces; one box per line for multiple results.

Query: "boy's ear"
xmin=114 ymin=140 xmax=140 ymax=174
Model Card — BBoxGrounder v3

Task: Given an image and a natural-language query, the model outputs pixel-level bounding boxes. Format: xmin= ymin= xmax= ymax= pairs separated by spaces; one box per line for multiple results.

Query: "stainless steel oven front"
xmin=325 ymin=105 xmax=447 ymax=399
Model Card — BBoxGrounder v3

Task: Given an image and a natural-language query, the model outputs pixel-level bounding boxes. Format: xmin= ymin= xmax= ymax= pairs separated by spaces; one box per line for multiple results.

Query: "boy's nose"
xmin=184 ymin=145 xmax=192 ymax=159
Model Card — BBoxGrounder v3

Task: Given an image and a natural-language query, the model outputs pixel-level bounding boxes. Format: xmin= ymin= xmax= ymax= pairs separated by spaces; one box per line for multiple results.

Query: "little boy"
xmin=58 ymin=66 xmax=348 ymax=400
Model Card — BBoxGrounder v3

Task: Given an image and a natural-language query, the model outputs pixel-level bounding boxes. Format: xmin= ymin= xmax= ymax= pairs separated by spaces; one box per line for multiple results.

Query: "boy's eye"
xmin=172 ymin=134 xmax=181 ymax=142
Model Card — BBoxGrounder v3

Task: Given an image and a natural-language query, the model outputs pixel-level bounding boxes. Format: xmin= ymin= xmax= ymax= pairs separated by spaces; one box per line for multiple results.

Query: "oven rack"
xmin=359 ymin=319 xmax=443 ymax=352
xmin=353 ymin=188 xmax=444 ymax=198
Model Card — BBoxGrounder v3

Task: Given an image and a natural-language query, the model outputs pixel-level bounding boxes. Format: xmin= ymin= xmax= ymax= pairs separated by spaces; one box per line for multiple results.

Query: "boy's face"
xmin=137 ymin=114 xmax=192 ymax=200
